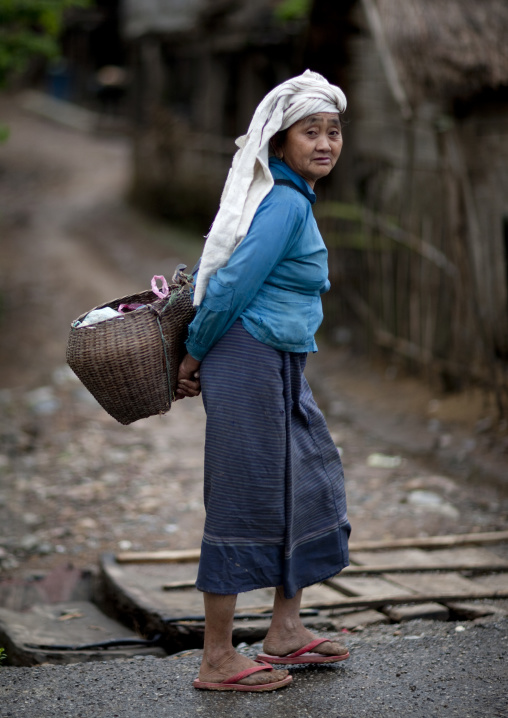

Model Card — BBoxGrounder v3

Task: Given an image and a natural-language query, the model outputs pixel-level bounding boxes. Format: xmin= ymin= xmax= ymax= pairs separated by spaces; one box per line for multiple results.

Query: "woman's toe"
xmin=238 ymin=667 xmax=289 ymax=686
xmin=319 ymin=640 xmax=348 ymax=656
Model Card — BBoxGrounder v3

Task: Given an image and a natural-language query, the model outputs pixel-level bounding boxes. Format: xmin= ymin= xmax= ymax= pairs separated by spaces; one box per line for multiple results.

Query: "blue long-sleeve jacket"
xmin=185 ymin=157 xmax=330 ymax=361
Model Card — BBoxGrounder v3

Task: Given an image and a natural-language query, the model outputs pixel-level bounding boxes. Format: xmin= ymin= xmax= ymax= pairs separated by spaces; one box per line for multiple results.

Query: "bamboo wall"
xmin=316 ymin=31 xmax=508 ymax=413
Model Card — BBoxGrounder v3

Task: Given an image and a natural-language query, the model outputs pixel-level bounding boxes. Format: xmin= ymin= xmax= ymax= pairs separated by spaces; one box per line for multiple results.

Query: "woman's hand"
xmin=175 ymin=353 xmax=201 ymax=401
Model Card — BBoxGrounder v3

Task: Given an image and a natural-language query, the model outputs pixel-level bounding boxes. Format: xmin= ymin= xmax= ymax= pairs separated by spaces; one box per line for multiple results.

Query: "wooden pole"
xmin=360 ymin=0 xmax=413 ymax=121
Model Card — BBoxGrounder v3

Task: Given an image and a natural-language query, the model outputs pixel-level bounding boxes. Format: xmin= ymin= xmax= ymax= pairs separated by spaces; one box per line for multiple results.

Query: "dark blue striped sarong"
xmin=196 ymin=321 xmax=350 ymax=599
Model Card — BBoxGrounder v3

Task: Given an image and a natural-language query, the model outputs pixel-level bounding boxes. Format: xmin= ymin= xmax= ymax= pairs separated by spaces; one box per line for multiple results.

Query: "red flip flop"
xmin=256 ymin=638 xmax=350 ymax=665
xmin=193 ymin=660 xmax=293 ymax=692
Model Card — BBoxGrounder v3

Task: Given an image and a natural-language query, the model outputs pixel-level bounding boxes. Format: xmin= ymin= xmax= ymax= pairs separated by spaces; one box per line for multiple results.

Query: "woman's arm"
xmin=186 ymin=193 xmax=304 ymax=361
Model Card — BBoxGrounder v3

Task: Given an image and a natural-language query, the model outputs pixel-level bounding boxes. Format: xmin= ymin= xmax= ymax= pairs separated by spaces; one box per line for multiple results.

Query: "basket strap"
xmin=191 ymin=258 xmax=201 ymax=276
xmin=150 ymin=306 xmax=173 ymax=408
xmin=150 ymin=284 xmax=195 ymax=408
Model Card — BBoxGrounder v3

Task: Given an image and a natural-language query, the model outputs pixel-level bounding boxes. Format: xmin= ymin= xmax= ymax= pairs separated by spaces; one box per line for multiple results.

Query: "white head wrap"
xmin=193 ymin=69 xmax=347 ymax=305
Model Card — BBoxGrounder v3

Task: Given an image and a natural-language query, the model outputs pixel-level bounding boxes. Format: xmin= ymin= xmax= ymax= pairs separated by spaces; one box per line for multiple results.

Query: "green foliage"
xmin=274 ymin=0 xmax=312 ymax=22
xmin=0 ymin=0 xmax=91 ymax=87
xmin=0 ymin=647 xmax=6 ymax=662
xmin=0 ymin=123 xmax=10 ymax=142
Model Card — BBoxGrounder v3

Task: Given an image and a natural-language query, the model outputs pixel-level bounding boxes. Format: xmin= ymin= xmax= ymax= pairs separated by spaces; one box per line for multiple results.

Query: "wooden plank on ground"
xmin=466 ymin=573 xmax=508 ymax=592
xmin=101 ymin=555 xmax=339 ymax=619
xmin=340 ymin=563 xmax=508 ymax=576
xmin=385 ymin=603 xmax=450 ymax=622
xmin=329 ymin=574 xmax=414 ymax=599
xmin=379 ymin=571 xmax=481 ymax=597
xmin=352 ymin=547 xmax=508 ymax=567
xmin=347 ymin=547 xmax=508 ymax=575
xmin=99 ymin=555 xmax=345 ymax=648
xmin=419 ymin=548 xmax=508 ymax=566
xmin=235 ymin=584 xmax=344 ymax=613
xmin=341 ymin=547 xmax=494 ymax=602
xmin=116 ymin=549 xmax=201 ymax=564
xmin=342 ymin=563 xmax=508 ymax=575
xmin=161 ymin=563 xmax=508 ymax=592
xmin=348 ymin=531 xmax=508 ymax=552
xmin=328 ymin=570 xmax=450 ymax=620
xmin=351 ymin=548 xmax=443 ymax=567
xmin=163 ymin=580 xmax=196 ymax=590
xmin=115 ymin=531 xmax=508 ymax=564
xmin=304 ymin=587 xmax=508 ymax=610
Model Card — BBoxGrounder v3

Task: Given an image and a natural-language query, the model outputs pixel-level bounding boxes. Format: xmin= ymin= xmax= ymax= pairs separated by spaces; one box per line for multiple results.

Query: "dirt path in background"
xmin=0 ymin=97 xmax=506 ymax=585
xmin=0 ymin=98 xmax=202 ymax=390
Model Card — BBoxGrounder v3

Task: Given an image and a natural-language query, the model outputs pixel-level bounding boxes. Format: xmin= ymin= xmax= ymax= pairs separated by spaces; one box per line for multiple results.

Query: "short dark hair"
xmin=269 ymin=129 xmax=288 ymax=156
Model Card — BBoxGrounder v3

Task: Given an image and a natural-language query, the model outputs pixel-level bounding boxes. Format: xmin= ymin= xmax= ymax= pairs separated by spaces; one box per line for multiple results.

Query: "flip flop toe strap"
xmin=287 ymin=638 xmax=329 ymax=658
xmin=222 ymin=660 xmax=273 ymax=685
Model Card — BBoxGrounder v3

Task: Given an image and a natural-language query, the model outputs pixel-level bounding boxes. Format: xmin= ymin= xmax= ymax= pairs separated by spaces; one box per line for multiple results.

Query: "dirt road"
xmin=0 ymin=96 xmax=506 ymax=585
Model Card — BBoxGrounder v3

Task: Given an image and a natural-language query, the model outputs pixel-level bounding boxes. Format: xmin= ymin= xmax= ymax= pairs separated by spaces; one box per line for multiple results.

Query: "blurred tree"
xmin=0 ymin=0 xmax=90 ymax=87
xmin=274 ymin=0 xmax=312 ymax=22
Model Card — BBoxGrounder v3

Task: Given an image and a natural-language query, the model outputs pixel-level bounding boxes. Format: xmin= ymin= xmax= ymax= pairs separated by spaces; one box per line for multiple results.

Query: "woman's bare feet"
xmin=262 ymin=587 xmax=348 ymax=659
xmin=262 ymin=626 xmax=348 ymax=658
xmin=199 ymin=648 xmax=289 ymax=686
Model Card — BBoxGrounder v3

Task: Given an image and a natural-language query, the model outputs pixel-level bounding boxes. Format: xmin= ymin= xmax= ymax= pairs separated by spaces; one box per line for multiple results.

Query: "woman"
xmin=176 ymin=70 xmax=351 ymax=692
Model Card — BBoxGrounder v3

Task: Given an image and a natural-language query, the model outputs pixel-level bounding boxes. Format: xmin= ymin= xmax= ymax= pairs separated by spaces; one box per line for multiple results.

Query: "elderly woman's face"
xmin=279 ymin=112 xmax=342 ymax=188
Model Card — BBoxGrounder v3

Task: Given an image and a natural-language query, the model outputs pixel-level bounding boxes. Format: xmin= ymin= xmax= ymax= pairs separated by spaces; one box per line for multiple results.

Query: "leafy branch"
xmin=274 ymin=0 xmax=312 ymax=22
xmin=0 ymin=0 xmax=91 ymax=87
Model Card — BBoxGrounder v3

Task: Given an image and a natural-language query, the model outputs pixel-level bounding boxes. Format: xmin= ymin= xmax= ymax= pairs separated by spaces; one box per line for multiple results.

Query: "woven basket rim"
xmin=70 ymin=286 xmax=186 ymax=327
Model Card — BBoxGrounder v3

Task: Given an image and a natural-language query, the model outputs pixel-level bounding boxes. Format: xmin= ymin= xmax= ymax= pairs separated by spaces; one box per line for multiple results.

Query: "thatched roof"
xmin=122 ymin=0 xmax=206 ymax=38
xmin=122 ymin=0 xmax=296 ymax=43
xmin=376 ymin=0 xmax=508 ymax=102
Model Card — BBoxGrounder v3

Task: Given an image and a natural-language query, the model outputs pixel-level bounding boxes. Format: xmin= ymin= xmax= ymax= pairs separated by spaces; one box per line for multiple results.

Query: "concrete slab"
xmin=0 ymin=601 xmax=166 ymax=666
xmin=384 ymin=602 xmax=450 ymax=622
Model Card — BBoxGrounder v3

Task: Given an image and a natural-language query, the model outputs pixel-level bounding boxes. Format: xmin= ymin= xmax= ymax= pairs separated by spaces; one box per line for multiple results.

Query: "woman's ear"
xmin=270 ymin=134 xmax=284 ymax=160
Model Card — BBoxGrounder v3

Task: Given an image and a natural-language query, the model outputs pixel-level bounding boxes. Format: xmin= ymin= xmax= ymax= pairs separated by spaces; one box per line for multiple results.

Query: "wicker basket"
xmin=66 ymin=281 xmax=196 ymax=425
